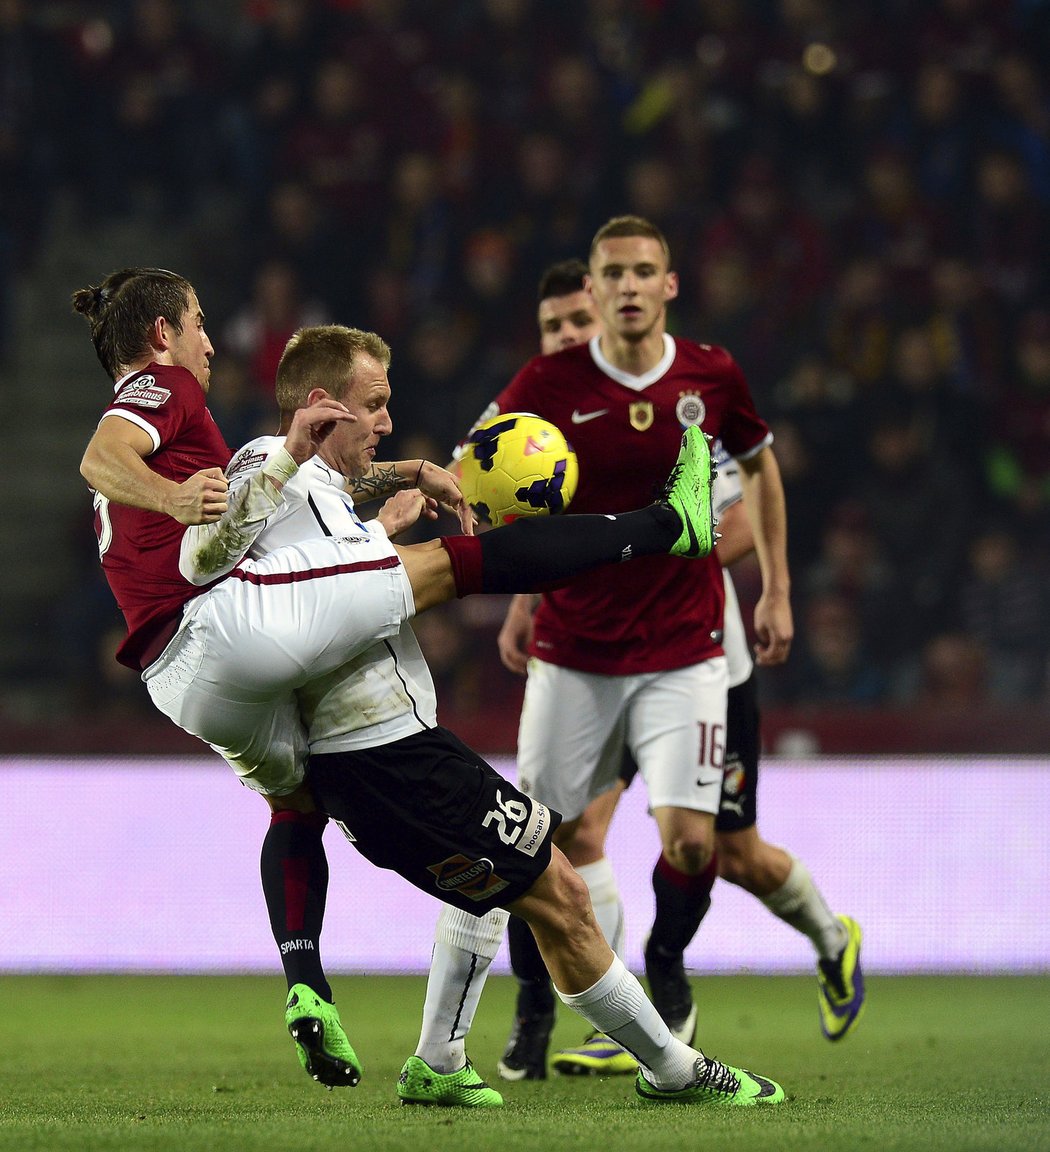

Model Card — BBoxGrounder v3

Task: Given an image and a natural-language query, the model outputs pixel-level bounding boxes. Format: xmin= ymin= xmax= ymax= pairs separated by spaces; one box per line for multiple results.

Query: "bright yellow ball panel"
xmin=459 ymin=412 xmax=579 ymax=527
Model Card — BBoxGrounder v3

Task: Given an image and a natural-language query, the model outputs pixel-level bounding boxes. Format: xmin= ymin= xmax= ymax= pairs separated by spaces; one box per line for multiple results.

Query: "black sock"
xmin=478 ymin=505 xmax=680 ymax=594
xmin=508 ymin=914 xmax=555 ymax=1017
xmin=646 ymin=852 xmax=717 ymax=957
xmin=260 ymin=810 xmax=333 ymax=1002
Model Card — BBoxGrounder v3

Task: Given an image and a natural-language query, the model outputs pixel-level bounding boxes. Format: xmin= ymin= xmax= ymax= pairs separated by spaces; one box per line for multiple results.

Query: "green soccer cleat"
xmin=550 ymin=1032 xmax=639 ymax=1077
xmin=658 ymin=426 xmax=716 ymax=558
xmin=636 ymin=1055 xmax=785 ymax=1106
xmin=285 ymin=983 xmax=362 ymax=1088
xmin=397 ymin=1055 xmax=503 ymax=1107
xmin=817 ymin=914 xmax=866 ymax=1041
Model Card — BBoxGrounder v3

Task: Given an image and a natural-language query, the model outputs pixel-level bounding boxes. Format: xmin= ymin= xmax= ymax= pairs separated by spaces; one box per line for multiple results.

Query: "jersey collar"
xmin=588 ymin=333 xmax=676 ymax=392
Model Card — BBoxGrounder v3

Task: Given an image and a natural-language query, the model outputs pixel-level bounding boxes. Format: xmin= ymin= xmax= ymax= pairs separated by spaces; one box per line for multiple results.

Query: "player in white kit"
xmin=175 ymin=323 xmax=785 ymax=1110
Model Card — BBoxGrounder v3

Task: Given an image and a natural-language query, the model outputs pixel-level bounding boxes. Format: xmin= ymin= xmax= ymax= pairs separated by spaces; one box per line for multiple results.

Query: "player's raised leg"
xmin=405 ymin=425 xmax=716 ymax=612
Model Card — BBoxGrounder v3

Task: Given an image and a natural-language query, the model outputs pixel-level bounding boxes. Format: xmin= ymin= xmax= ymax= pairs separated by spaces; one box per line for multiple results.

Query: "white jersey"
xmin=227 ymin=436 xmax=439 ymax=753
xmin=711 ymin=441 xmax=754 ymax=689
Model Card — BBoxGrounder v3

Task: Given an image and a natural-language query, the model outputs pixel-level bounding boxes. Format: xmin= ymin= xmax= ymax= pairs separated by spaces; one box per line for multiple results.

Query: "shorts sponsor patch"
xmin=427 ymin=854 xmax=509 ymax=902
xmin=515 ymin=799 xmax=551 ymax=859
xmin=116 ymin=375 xmax=172 ymax=410
xmin=722 ymin=761 xmax=746 ymax=798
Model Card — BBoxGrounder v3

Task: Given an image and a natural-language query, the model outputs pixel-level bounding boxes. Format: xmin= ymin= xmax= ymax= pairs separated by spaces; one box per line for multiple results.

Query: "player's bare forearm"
xmin=739 ymin=446 xmax=793 ymax=664
xmin=350 ymin=461 xmax=419 ymax=502
xmin=81 ymin=424 xmax=227 ymax=525
xmin=180 ymin=448 xmax=299 ymax=584
xmin=714 ymin=501 xmax=754 ymax=567
xmin=352 ymin=460 xmax=475 ymax=535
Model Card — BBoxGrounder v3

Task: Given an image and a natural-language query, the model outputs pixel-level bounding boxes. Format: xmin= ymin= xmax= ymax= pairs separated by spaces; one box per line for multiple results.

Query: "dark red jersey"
xmin=486 ymin=336 xmax=771 ymax=675
xmin=91 ymin=364 xmax=231 ymax=670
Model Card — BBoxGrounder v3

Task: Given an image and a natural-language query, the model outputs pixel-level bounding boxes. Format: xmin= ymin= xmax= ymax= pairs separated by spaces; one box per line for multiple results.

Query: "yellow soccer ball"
xmin=458 ymin=412 xmax=579 ymax=527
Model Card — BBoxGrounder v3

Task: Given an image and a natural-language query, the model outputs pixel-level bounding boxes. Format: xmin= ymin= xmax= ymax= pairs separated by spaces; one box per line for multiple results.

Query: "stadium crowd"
xmin=5 ymin=0 xmax=1049 ymax=733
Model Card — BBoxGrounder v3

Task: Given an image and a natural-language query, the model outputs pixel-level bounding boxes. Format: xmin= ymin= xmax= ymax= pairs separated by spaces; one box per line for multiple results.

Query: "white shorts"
xmin=515 ymin=656 xmax=729 ymax=821
xmin=143 ymin=534 xmax=414 ymax=795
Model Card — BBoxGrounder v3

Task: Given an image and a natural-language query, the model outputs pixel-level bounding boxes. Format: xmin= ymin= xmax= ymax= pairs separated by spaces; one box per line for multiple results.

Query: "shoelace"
xmin=695 ymin=1055 xmax=741 ymax=1096
xmin=653 ymin=462 xmax=719 ymax=504
xmin=654 ymin=464 xmax=683 ymax=503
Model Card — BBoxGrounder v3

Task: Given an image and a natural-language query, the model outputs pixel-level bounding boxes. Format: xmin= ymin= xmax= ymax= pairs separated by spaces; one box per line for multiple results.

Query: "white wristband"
xmin=261 ymin=446 xmax=299 ymax=490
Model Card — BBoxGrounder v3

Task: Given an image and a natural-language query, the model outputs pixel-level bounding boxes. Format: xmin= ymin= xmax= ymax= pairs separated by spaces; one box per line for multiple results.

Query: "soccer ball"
xmin=458 ymin=412 xmax=579 ymax=527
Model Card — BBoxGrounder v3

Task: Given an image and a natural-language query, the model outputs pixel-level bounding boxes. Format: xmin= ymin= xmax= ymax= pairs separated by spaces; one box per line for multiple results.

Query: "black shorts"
xmin=616 ymin=672 xmax=760 ymax=832
xmin=716 ymin=672 xmax=759 ymax=833
xmin=309 ymin=726 xmax=562 ymax=915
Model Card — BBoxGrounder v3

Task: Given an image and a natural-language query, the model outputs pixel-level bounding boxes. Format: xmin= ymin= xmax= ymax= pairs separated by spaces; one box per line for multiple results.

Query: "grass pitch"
xmin=0 ymin=974 xmax=1046 ymax=1152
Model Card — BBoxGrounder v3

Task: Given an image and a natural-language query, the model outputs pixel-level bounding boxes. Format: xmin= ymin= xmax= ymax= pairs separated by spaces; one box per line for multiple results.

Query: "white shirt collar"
xmin=588 ymin=332 xmax=676 ymax=392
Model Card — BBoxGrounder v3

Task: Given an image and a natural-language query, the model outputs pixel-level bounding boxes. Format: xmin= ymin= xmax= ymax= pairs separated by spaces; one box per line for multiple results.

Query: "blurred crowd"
xmin=6 ymin=0 xmax=1050 ymax=724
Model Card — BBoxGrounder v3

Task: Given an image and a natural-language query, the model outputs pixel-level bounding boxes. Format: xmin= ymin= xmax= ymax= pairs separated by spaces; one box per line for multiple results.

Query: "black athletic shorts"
xmin=309 ymin=726 xmax=562 ymax=915
xmin=616 ymin=672 xmax=760 ymax=832
xmin=716 ymin=672 xmax=759 ymax=833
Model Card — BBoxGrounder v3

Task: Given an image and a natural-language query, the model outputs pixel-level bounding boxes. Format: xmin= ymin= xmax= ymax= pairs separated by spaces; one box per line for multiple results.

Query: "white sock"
xmin=414 ymin=905 xmax=509 ymax=1072
xmin=576 ymin=857 xmax=626 ymax=957
xmin=557 ymin=956 xmax=697 ymax=1089
xmin=761 ymin=855 xmax=847 ymax=959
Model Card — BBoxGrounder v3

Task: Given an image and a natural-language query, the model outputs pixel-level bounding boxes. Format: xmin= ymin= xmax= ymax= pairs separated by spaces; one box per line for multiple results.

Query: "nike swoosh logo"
xmin=571 ymin=408 xmax=609 ymax=424
xmin=681 ymin=515 xmax=701 ymax=558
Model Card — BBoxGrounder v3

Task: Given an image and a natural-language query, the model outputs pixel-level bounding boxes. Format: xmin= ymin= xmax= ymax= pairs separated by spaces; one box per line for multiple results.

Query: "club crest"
xmin=629 ymin=400 xmax=654 ymax=431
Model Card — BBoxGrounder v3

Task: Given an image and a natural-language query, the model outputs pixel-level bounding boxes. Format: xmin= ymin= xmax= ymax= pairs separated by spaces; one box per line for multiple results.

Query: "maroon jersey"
xmin=91 ymin=364 xmax=231 ymax=671
xmin=487 ymin=336 xmax=771 ymax=675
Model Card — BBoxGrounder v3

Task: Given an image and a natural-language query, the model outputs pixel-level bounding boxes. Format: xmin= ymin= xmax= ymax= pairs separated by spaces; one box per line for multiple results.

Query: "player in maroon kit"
xmin=491 ymin=252 xmax=863 ymax=1079
xmin=465 ymin=218 xmax=798 ymax=1075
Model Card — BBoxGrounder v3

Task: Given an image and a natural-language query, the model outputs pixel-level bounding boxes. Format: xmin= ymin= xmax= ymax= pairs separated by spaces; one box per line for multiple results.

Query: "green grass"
xmin=0 ymin=974 xmax=1047 ymax=1152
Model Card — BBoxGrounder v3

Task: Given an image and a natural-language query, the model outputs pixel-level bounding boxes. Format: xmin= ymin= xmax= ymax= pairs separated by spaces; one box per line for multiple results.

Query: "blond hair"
xmin=276 ymin=325 xmax=392 ymax=414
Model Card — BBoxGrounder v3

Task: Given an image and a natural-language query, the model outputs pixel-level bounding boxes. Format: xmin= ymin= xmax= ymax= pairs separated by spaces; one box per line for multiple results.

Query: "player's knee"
xmin=663 ymin=835 xmax=715 ymax=876
xmin=561 ymin=818 xmax=605 ymax=867
xmin=265 ymin=782 xmax=318 ymax=815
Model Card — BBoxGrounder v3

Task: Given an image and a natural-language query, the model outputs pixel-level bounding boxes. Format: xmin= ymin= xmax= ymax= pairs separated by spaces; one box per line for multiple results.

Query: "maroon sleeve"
xmin=716 ymin=353 xmax=771 ymax=459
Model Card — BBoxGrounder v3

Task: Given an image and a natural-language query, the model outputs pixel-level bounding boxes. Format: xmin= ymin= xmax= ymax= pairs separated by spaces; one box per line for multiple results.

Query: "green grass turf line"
xmin=0 ymin=974 xmax=1047 ymax=1152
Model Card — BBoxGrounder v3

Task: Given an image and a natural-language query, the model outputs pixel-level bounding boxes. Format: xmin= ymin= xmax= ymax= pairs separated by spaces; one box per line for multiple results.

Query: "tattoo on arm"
xmin=349 ymin=463 xmax=405 ymax=500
